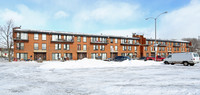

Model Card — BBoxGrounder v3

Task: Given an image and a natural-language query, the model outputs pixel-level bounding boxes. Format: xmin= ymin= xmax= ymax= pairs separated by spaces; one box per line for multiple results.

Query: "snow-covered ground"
xmin=0 ymin=59 xmax=200 ymax=95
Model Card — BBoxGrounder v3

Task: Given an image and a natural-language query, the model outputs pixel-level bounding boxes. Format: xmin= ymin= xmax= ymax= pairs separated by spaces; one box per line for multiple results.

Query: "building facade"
xmin=13 ymin=28 xmax=191 ymax=61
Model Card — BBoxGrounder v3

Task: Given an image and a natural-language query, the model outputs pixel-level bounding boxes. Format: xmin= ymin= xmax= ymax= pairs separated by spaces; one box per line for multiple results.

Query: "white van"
xmin=164 ymin=52 xmax=199 ymax=66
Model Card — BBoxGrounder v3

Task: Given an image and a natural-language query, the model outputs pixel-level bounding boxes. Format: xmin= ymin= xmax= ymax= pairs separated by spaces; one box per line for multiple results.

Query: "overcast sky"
xmin=0 ymin=0 xmax=199 ymax=40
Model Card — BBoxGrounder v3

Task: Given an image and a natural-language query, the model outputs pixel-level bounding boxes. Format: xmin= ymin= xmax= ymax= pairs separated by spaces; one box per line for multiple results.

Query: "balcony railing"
xmin=158 ymin=43 xmax=167 ymax=47
xmin=173 ymin=44 xmax=180 ymax=47
xmin=90 ymin=40 xmax=108 ymax=44
xmin=13 ymin=37 xmax=29 ymax=41
xmin=51 ymin=38 xmax=74 ymax=43
xmin=121 ymin=42 xmax=140 ymax=45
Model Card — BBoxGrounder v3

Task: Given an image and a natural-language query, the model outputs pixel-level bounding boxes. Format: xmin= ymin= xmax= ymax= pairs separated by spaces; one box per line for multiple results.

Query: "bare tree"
xmin=0 ymin=20 xmax=14 ymax=62
xmin=182 ymin=38 xmax=199 ymax=52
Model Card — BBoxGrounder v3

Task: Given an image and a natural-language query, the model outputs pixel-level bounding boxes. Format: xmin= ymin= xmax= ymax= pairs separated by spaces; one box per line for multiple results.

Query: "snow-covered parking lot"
xmin=0 ymin=59 xmax=200 ymax=95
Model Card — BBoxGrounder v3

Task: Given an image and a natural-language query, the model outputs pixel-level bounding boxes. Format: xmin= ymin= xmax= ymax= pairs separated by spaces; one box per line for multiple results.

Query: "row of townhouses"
xmin=13 ymin=27 xmax=191 ymax=60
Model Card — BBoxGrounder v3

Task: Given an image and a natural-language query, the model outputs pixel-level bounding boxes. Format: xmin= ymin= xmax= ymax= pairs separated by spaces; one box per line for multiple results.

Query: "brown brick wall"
xmin=13 ymin=30 xmax=190 ymax=60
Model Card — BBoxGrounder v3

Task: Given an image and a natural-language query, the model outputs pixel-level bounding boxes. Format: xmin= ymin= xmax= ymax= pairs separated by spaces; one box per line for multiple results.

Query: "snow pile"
xmin=39 ymin=58 xmax=162 ymax=70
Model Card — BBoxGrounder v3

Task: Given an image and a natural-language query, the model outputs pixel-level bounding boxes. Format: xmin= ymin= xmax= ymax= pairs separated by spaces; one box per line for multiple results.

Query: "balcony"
xmin=173 ymin=44 xmax=180 ymax=47
xmin=121 ymin=42 xmax=140 ymax=46
xmin=158 ymin=43 xmax=167 ymax=47
xmin=167 ymin=50 xmax=172 ymax=52
xmin=51 ymin=38 xmax=74 ymax=43
xmin=77 ymin=50 xmax=87 ymax=53
xmin=13 ymin=37 xmax=28 ymax=41
xmin=90 ymin=40 xmax=108 ymax=44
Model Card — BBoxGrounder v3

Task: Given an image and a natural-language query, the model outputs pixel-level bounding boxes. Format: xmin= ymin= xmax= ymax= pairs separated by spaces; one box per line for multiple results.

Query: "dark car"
xmin=113 ymin=56 xmax=131 ymax=62
xmin=138 ymin=57 xmax=146 ymax=60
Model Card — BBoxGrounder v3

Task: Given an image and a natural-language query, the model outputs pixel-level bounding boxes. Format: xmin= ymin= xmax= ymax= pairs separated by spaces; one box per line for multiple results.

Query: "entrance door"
xmin=77 ymin=53 xmax=87 ymax=59
xmin=110 ymin=53 xmax=118 ymax=58
xmin=34 ymin=53 xmax=46 ymax=60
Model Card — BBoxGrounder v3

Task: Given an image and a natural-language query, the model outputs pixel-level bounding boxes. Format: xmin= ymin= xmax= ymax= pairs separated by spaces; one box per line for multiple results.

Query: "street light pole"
xmin=146 ymin=11 xmax=167 ymax=61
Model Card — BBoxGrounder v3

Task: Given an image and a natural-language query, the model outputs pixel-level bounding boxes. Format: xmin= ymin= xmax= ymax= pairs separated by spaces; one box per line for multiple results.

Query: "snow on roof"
xmin=146 ymin=38 xmax=190 ymax=43
xmin=14 ymin=29 xmax=140 ymax=40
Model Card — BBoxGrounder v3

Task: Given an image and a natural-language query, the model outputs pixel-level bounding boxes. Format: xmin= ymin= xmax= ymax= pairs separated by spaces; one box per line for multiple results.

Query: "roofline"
xmin=146 ymin=39 xmax=190 ymax=43
xmin=14 ymin=29 xmax=140 ymax=40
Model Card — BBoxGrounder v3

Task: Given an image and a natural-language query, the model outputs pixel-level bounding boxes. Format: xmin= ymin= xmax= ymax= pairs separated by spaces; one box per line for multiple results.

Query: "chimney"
xmin=13 ymin=26 xmax=21 ymax=30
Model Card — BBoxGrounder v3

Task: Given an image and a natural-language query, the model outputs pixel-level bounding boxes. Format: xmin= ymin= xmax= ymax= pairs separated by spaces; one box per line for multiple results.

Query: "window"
xmin=64 ymin=35 xmax=73 ymax=41
xmin=64 ymin=44 xmax=70 ymax=50
xmin=91 ymin=53 xmax=98 ymax=59
xmin=83 ymin=36 xmax=87 ymax=42
xmin=93 ymin=45 xmax=98 ymax=50
xmin=52 ymin=53 xmax=61 ymax=60
xmin=121 ymin=39 xmax=126 ymax=44
xmin=174 ymin=48 xmax=176 ymax=51
xmin=128 ymin=40 xmax=133 ymax=44
xmin=77 ymin=44 xmax=81 ymax=50
xmin=146 ymin=53 xmax=149 ymax=57
xmin=110 ymin=46 xmax=114 ymax=51
xmin=134 ymin=40 xmax=137 ymax=44
xmin=20 ymin=33 xmax=28 ymax=40
xmin=77 ymin=36 xmax=81 ymax=42
xmin=91 ymin=37 xmax=98 ymax=42
xmin=64 ymin=53 xmax=73 ymax=60
xmin=34 ymin=43 xmax=38 ymax=50
xmin=159 ymin=47 xmax=161 ymax=51
xmin=34 ymin=33 xmax=38 ymax=40
xmin=115 ymin=46 xmax=118 ymax=51
xmin=83 ymin=45 xmax=87 ymax=50
xmin=128 ymin=46 xmax=132 ymax=51
xmin=151 ymin=41 xmax=153 ymax=45
xmin=55 ymin=44 xmax=61 ymax=50
xmin=162 ymin=47 xmax=165 ymax=51
xmin=16 ymin=43 xmax=24 ymax=50
xmin=16 ymin=53 xmax=28 ymax=60
xmin=146 ymin=41 xmax=149 ymax=44
xmin=121 ymin=53 xmax=126 ymax=56
xmin=52 ymin=35 xmax=61 ymax=41
xmin=128 ymin=53 xmax=133 ymax=58
xmin=100 ymin=53 xmax=107 ymax=60
xmin=100 ymin=37 xmax=107 ymax=43
xmin=110 ymin=38 xmax=113 ymax=43
xmin=42 ymin=44 xmax=46 ymax=50
xmin=135 ymin=46 xmax=137 ymax=51
xmin=100 ymin=45 xmax=105 ymax=51
xmin=115 ymin=38 xmax=118 ymax=43
xmin=177 ymin=48 xmax=179 ymax=51
xmin=144 ymin=46 xmax=148 ymax=51
xmin=42 ymin=34 xmax=46 ymax=40
xmin=123 ymin=46 xmax=126 ymax=51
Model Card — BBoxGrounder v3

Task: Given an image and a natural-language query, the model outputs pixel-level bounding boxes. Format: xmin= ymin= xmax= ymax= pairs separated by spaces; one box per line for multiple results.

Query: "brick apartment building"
xmin=13 ymin=27 xmax=191 ymax=61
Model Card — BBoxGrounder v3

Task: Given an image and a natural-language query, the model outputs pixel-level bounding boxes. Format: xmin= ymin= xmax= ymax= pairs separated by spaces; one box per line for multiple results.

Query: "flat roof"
xmin=146 ymin=38 xmax=190 ymax=43
xmin=14 ymin=29 xmax=140 ymax=40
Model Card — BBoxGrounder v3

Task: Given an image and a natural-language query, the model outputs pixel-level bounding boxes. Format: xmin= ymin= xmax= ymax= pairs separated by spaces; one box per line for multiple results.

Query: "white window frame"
xmin=34 ymin=43 xmax=38 ymax=50
xmin=34 ymin=33 xmax=38 ymax=40
xmin=83 ymin=36 xmax=87 ymax=42
xmin=42 ymin=34 xmax=46 ymax=40
xmin=83 ymin=45 xmax=87 ymax=51
xmin=115 ymin=38 xmax=118 ymax=43
xmin=42 ymin=44 xmax=46 ymax=50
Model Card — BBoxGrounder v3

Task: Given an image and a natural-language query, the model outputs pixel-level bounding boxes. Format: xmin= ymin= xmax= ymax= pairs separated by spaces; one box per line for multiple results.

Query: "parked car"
xmin=145 ymin=56 xmax=165 ymax=61
xmin=164 ymin=52 xmax=200 ymax=66
xmin=113 ymin=56 xmax=131 ymax=62
xmin=138 ymin=57 xmax=146 ymax=60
